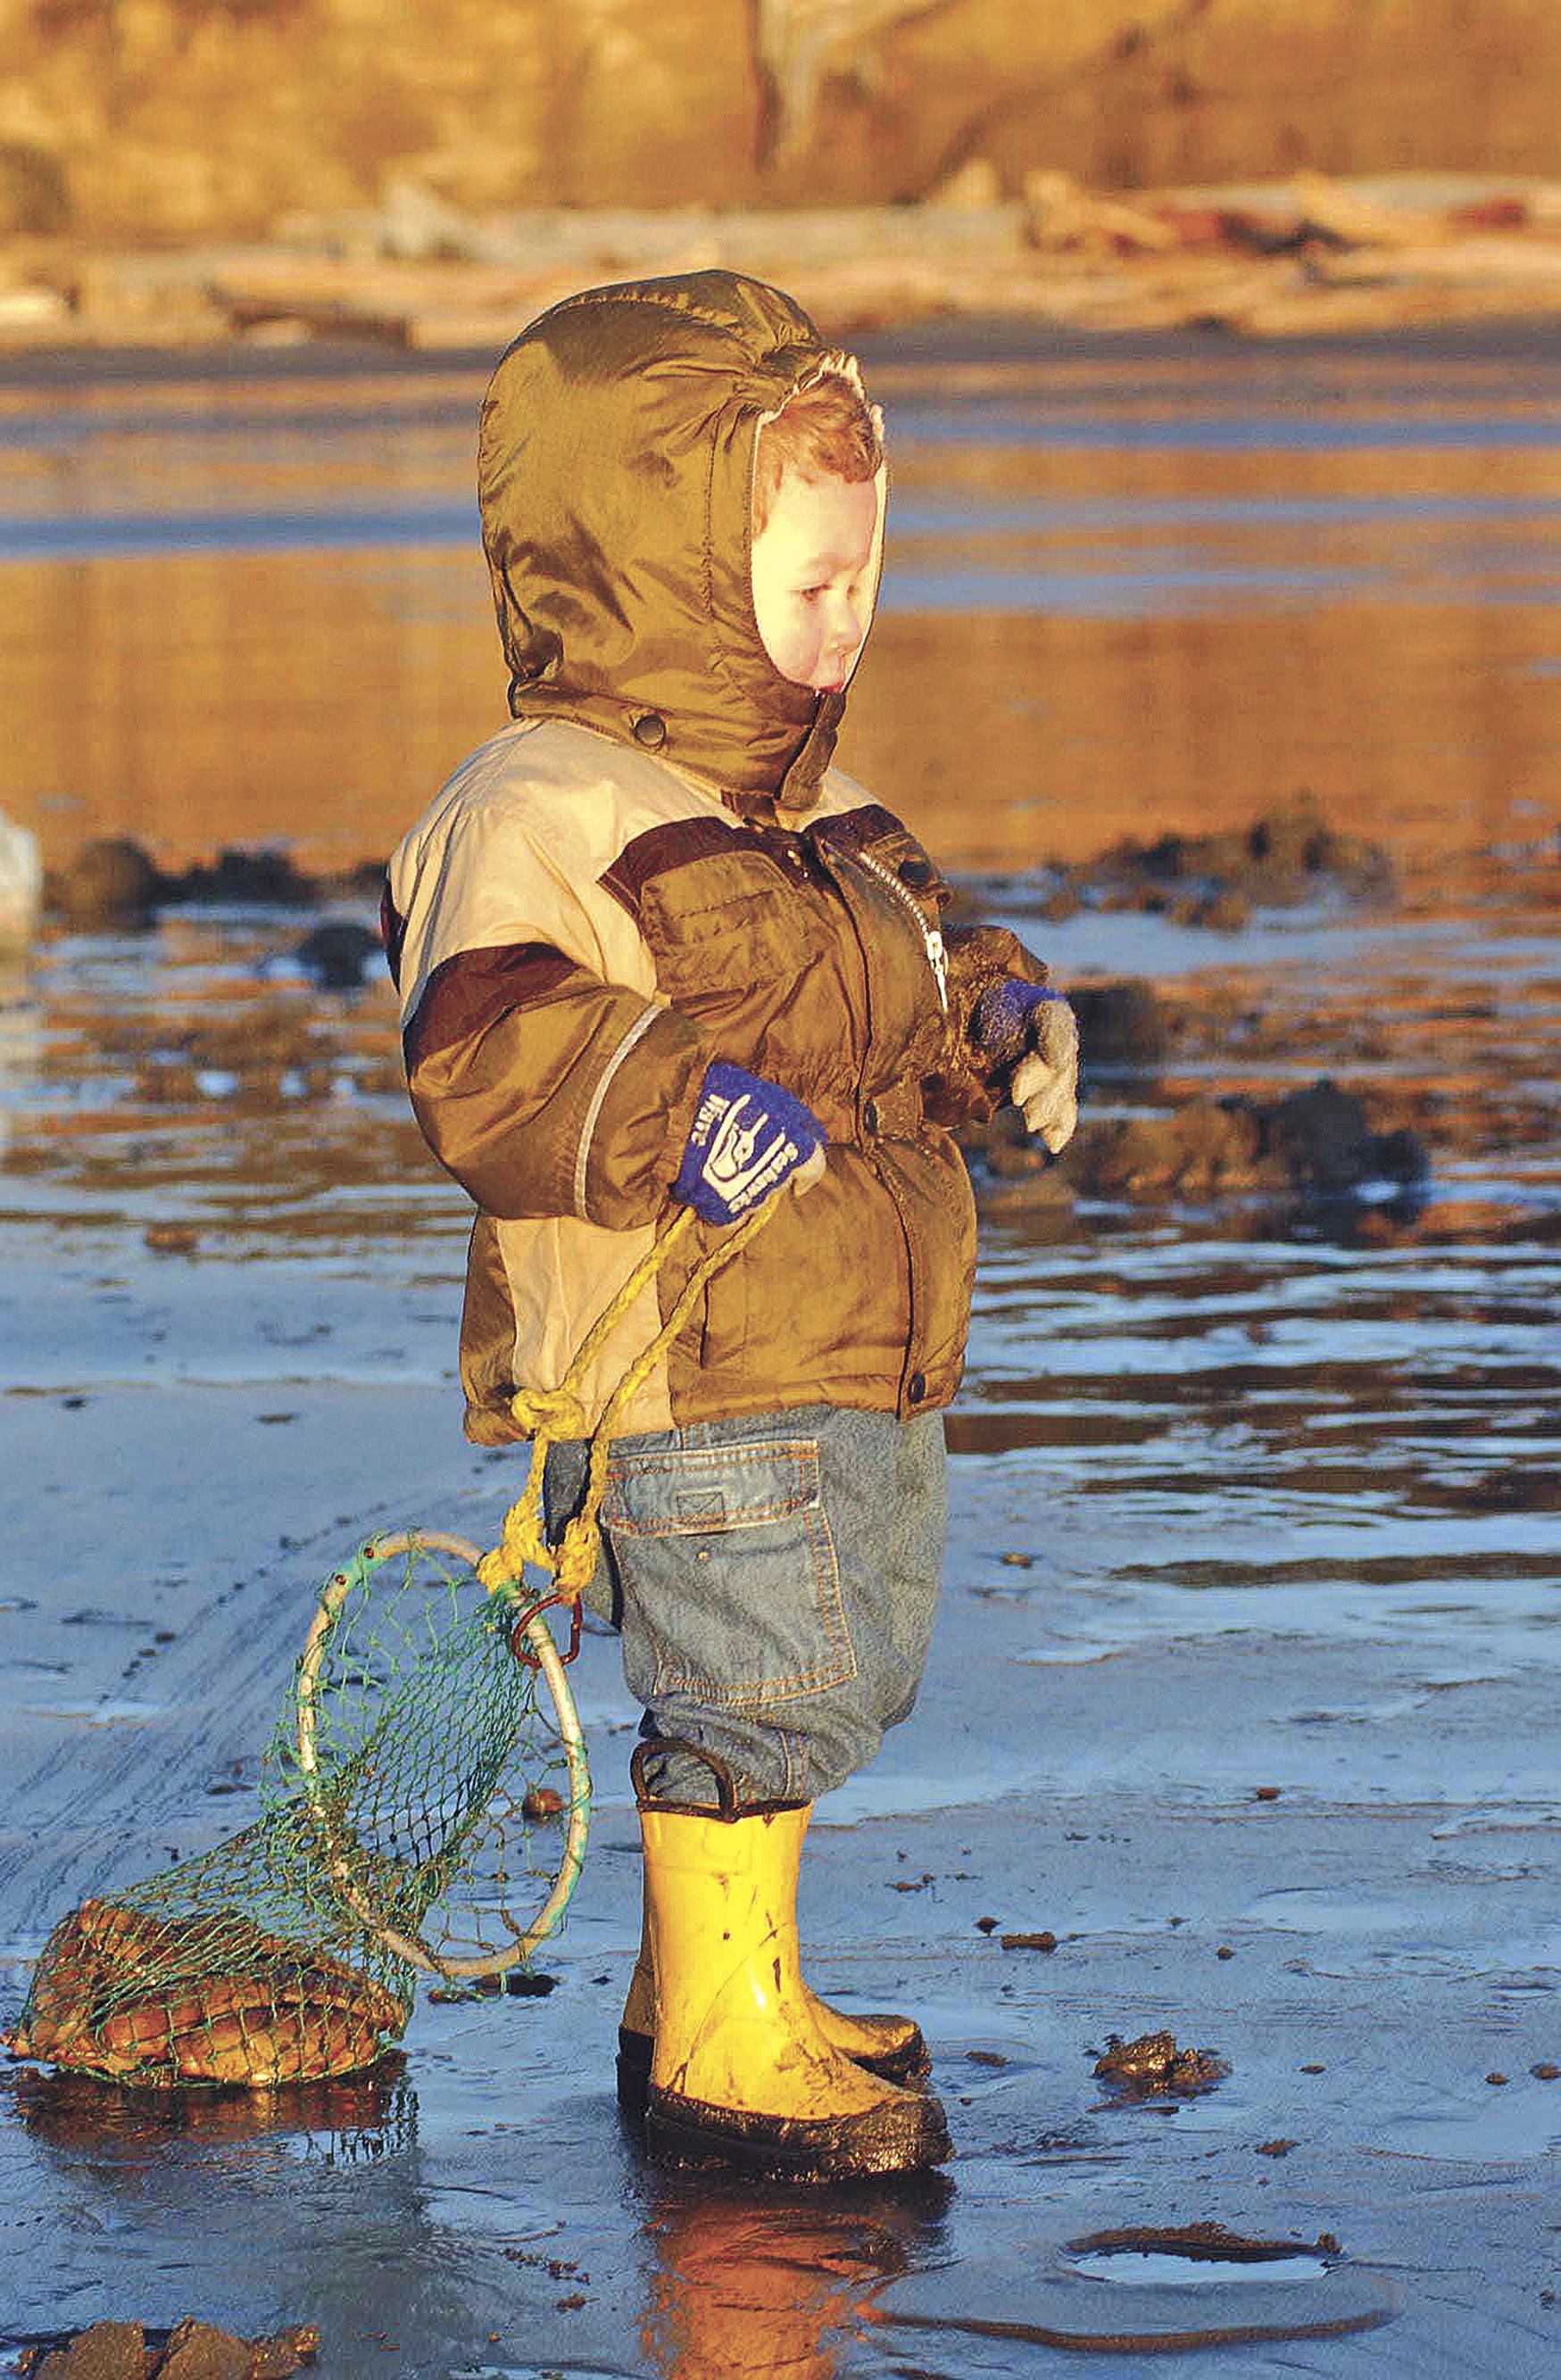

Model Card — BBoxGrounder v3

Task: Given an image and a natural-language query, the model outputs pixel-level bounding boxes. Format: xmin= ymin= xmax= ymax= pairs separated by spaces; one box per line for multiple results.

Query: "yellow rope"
xmin=477 ymin=1200 xmax=776 ymax=1605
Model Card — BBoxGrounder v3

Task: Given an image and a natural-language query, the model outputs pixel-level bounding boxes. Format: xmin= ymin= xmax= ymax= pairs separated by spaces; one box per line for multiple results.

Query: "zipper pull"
xmin=926 ymin=925 xmax=949 ymax=1014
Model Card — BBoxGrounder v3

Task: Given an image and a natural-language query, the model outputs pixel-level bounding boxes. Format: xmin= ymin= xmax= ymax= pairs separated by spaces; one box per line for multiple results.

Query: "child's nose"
xmin=826 ymin=586 xmax=868 ymax=649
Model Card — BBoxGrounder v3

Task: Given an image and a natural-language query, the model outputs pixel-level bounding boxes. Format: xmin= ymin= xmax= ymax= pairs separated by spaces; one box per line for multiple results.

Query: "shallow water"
xmin=0 ymin=332 xmax=1558 ymax=2374
xmin=2 ymin=332 xmax=1559 ymax=871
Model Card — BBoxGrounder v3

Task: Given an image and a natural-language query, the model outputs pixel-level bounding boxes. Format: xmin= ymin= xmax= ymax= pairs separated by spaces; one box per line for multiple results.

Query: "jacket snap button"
xmin=898 ymin=857 xmax=935 ymax=890
xmin=862 ymin=1098 xmax=880 ymax=1134
xmin=908 ymin=1370 xmax=927 ymax=1403
xmin=632 ymin=711 xmax=667 ymax=750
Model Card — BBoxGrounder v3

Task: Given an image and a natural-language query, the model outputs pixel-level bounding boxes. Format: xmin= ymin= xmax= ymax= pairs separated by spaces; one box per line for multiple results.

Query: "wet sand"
xmin=0 ymin=848 xmax=1556 ymax=2373
xmin=0 ymin=328 xmax=1557 ymax=2371
xmin=0 ymin=1310 xmax=1557 ymax=2370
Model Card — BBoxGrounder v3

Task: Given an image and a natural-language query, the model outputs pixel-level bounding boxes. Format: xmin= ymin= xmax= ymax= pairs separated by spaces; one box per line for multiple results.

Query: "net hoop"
xmin=293 ymin=1530 xmax=591 ymax=1978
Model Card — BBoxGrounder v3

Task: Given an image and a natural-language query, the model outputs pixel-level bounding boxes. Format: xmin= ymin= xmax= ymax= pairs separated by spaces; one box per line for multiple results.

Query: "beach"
xmin=0 ymin=321 xmax=1557 ymax=2374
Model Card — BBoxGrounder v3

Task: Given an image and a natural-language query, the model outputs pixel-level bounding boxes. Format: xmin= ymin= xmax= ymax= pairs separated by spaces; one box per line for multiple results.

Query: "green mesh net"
xmin=8 ymin=1533 xmax=590 ymax=2089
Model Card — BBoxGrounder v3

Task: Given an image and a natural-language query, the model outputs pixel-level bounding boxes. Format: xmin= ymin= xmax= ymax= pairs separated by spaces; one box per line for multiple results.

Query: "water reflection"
xmin=638 ymin=2171 xmax=951 ymax=2380
xmin=0 ymin=343 xmax=1557 ymax=873
xmin=10 ymin=2057 xmax=416 ymax=2163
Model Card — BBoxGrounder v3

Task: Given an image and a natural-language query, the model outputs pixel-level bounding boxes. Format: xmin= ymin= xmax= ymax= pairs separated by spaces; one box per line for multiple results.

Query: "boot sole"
xmin=643 ymin=2082 xmax=951 ymax=2183
xmin=616 ymin=2021 xmax=930 ymax=2119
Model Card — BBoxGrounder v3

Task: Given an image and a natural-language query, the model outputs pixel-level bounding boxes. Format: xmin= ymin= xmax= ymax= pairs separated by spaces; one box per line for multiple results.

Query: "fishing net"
xmin=8 ymin=1532 xmax=588 ymax=2089
xmin=9 ymin=1204 xmax=774 ymax=2094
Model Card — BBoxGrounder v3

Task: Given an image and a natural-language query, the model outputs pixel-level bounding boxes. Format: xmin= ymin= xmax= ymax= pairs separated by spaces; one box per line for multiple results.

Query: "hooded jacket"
xmin=386 ymin=271 xmax=1041 ymax=1443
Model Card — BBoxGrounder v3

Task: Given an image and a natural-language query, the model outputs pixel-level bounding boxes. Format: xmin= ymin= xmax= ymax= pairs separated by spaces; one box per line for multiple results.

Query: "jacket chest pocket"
xmin=638 ymin=850 xmax=831 ymax=1004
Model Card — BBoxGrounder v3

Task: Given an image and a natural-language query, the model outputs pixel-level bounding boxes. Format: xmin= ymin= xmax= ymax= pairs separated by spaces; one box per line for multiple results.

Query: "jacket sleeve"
xmin=924 ymin=925 xmax=1050 ymax=1126
xmin=387 ymin=808 xmax=711 ymax=1229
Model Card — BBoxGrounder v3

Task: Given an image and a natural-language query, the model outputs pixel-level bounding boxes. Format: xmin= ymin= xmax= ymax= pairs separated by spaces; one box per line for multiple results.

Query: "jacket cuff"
xmin=576 ymin=1001 xmax=710 ymax=1229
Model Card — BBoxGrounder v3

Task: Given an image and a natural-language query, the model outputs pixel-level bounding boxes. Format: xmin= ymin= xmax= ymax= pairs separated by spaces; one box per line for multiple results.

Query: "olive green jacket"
xmin=386 ymin=272 xmax=1042 ymax=1441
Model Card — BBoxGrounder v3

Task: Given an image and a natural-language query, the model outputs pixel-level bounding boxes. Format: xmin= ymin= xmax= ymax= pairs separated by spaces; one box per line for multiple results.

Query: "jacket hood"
xmin=477 ymin=270 xmax=880 ymax=816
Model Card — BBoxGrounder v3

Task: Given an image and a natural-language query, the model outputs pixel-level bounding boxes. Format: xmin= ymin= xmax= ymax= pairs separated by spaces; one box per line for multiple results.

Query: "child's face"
xmin=751 ymin=468 xmax=880 ymax=692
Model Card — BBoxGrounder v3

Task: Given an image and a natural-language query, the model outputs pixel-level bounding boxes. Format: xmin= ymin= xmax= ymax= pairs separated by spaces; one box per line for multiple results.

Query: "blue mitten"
xmin=971 ymin=979 xmax=1079 ymax=1153
xmin=971 ymin=977 xmax=1066 ymax=1065
xmin=674 ymin=1063 xmax=826 ymax=1226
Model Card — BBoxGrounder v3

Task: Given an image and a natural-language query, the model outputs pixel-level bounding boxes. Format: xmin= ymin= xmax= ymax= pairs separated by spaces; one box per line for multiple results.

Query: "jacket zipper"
xmin=828 ymin=838 xmax=942 ymax=1415
xmin=848 ymin=845 xmax=949 ymax=1015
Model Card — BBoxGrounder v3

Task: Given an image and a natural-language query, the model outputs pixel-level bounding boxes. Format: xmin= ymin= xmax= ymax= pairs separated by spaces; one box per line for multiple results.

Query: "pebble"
xmin=144 ymin=1223 xmax=200 ymax=1255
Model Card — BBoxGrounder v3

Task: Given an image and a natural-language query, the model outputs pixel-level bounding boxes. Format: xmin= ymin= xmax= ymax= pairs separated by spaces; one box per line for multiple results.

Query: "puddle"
xmin=1245 ymin=1887 xmax=1421 ymax=1933
xmin=1374 ymin=2092 xmax=1561 ymax=2161
xmin=1069 ymin=2245 xmax=1333 ymax=2285
xmin=877 ymin=2222 xmax=1394 ymax=2353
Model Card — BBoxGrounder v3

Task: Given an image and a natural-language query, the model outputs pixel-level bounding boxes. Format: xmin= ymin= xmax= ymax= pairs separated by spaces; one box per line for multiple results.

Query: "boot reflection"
xmin=641 ymin=2172 xmax=951 ymax=2379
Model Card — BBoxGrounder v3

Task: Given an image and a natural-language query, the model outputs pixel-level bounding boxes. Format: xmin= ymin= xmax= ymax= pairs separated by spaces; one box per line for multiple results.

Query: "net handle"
xmin=294 ymin=1531 xmax=591 ymax=1979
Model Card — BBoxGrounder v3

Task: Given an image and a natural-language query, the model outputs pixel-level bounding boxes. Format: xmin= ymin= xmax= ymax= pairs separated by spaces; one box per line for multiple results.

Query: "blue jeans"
xmin=544 ymin=1406 xmax=946 ymax=1807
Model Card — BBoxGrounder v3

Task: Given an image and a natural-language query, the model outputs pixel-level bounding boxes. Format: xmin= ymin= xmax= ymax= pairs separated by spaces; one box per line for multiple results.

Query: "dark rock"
xmin=156 ymin=2321 xmax=252 ymax=2380
xmin=144 ymin=2322 xmax=318 ymax=2380
xmin=30 ymin=2323 xmax=145 ymax=2380
xmin=1265 ymin=1078 xmax=1374 ymax=1196
xmin=1250 ymin=789 xmax=1330 ymax=875
xmin=333 ymin=858 xmax=392 ymax=900
xmin=1092 ymin=2030 xmax=1229 ymax=2098
xmin=1243 ymin=793 xmax=1395 ymax=903
xmin=1075 ymin=1100 xmax=1266 ymax=1198
xmin=167 ymin=848 xmax=313 ymax=908
xmin=1066 ymin=792 xmax=1395 ymax=921
xmin=54 ymin=838 xmax=162 ymax=929
xmin=1070 ymin=979 xmax=1172 ymax=1066
xmin=1369 ymin=1126 xmax=1432 ymax=1187
xmin=1266 ymin=1080 xmax=1429 ymax=1199
xmin=293 ymin=919 xmax=384 ymax=991
xmin=1064 ymin=1079 xmax=1430 ymax=1209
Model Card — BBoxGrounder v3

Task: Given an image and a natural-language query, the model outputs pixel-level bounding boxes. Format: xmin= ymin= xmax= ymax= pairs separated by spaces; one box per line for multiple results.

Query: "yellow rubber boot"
xmin=638 ymin=1801 xmax=950 ymax=2181
xmin=617 ymin=1862 xmax=929 ymax=2112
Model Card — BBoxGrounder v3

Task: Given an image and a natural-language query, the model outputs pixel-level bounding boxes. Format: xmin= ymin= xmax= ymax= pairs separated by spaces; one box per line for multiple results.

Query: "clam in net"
xmin=7 ymin=1532 xmax=589 ymax=2088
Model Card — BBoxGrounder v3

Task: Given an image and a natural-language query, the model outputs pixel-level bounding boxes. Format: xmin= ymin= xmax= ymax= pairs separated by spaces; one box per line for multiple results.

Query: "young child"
xmin=384 ymin=271 xmax=1077 ymax=2182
